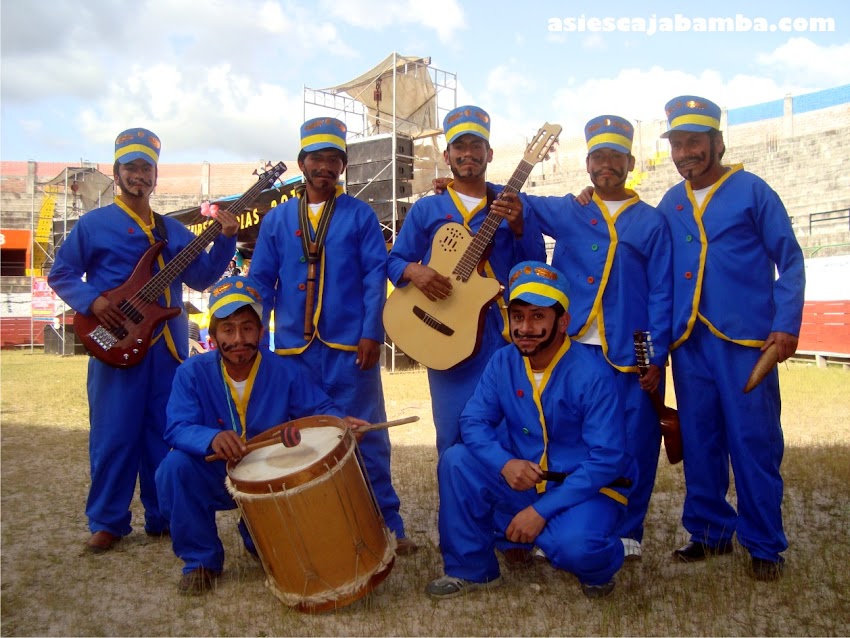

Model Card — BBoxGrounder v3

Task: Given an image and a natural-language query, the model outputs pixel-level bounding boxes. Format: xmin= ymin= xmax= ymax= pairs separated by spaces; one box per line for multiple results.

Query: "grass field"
xmin=1 ymin=350 xmax=849 ymax=636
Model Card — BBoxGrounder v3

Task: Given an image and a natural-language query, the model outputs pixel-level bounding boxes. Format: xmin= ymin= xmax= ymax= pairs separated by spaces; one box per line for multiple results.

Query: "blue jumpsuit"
xmin=527 ymin=192 xmax=673 ymax=543
xmin=657 ymin=165 xmax=805 ymax=561
xmin=386 ymin=183 xmax=545 ymax=455
xmin=440 ymin=339 xmax=635 ymax=587
xmin=155 ymin=350 xmax=342 ymax=574
xmin=48 ymin=200 xmax=235 ymax=536
xmin=249 ymin=190 xmax=405 ymax=537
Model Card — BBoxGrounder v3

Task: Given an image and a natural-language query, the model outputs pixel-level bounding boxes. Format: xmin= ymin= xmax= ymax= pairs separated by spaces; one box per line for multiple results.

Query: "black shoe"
xmin=581 ymin=580 xmax=616 ymax=599
xmin=751 ymin=557 xmax=784 ymax=581
xmin=499 ymin=547 xmax=534 ymax=569
xmin=672 ymin=540 xmax=733 ymax=563
xmin=145 ymin=527 xmax=170 ymax=538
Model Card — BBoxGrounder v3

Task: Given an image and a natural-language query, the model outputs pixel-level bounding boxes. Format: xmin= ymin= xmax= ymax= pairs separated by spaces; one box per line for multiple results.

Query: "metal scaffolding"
xmin=303 ymin=53 xmax=458 ymax=371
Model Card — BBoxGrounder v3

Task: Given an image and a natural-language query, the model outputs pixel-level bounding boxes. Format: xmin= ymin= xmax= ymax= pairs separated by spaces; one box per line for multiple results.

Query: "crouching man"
xmin=426 ymin=262 xmax=635 ymax=600
xmin=155 ymin=277 xmax=366 ymax=594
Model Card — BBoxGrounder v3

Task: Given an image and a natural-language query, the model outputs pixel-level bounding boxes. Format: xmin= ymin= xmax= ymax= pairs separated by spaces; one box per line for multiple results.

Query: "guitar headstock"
xmin=256 ymin=161 xmax=287 ymax=188
xmin=633 ymin=330 xmax=655 ymax=377
xmin=523 ymin=123 xmax=562 ymax=165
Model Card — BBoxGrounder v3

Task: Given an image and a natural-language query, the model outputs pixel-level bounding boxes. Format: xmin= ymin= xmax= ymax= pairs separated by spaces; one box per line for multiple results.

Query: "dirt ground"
xmin=1 ymin=354 xmax=849 ymax=636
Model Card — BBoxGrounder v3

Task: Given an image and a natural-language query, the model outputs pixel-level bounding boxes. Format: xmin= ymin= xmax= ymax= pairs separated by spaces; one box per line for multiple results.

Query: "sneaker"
xmin=581 ymin=580 xmax=616 ymax=599
xmin=751 ymin=557 xmax=785 ymax=582
xmin=425 ymin=575 xmax=502 ymax=600
xmin=178 ymin=567 xmax=221 ymax=595
xmin=622 ymin=538 xmax=642 ymax=561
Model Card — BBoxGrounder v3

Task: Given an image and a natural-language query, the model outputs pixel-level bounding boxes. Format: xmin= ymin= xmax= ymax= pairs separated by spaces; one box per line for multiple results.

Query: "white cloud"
xmin=78 ymin=63 xmax=304 ymax=161
xmin=318 ymin=0 xmax=465 ymax=44
xmin=756 ymin=37 xmax=850 ymax=86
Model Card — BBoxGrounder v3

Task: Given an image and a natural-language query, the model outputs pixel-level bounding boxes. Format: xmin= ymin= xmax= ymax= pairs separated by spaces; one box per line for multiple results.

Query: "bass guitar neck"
xmin=75 ymin=162 xmax=286 ymax=368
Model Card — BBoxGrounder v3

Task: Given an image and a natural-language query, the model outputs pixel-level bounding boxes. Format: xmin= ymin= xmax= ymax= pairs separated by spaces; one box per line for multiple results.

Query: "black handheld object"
xmin=540 ymin=470 xmax=632 ymax=489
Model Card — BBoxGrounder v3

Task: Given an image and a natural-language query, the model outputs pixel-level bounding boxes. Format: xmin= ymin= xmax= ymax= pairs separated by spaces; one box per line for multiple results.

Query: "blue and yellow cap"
xmin=585 ymin=115 xmax=634 ymax=155
xmin=208 ymin=277 xmax=263 ymax=320
xmin=443 ymin=105 xmax=491 ymax=144
xmin=661 ymin=95 xmax=721 ymax=139
xmin=300 ymin=117 xmax=347 ymax=153
xmin=508 ymin=261 xmax=570 ymax=313
xmin=114 ymin=128 xmax=161 ymax=165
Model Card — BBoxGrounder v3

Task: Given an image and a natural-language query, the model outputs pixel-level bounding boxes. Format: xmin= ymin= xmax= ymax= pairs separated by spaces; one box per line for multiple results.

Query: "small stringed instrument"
xmin=383 ymin=123 xmax=561 ymax=370
xmin=75 ymin=162 xmax=286 ymax=368
xmin=633 ymin=330 xmax=683 ymax=465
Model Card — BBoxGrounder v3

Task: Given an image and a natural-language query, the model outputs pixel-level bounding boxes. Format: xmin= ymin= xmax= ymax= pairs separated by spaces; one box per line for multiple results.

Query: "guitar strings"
xmin=111 ymin=168 xmax=281 ymax=336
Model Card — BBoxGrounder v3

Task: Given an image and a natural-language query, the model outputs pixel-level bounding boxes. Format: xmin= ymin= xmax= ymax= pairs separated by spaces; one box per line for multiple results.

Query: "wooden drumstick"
xmin=204 ymin=425 xmax=301 ymax=462
xmin=347 ymin=415 xmax=420 ymax=434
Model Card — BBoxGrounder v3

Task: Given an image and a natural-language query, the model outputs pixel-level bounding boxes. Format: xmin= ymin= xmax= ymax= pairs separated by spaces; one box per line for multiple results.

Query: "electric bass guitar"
xmin=382 ymin=124 xmax=561 ymax=370
xmin=75 ymin=162 xmax=286 ymax=368
xmin=633 ymin=330 xmax=683 ymax=464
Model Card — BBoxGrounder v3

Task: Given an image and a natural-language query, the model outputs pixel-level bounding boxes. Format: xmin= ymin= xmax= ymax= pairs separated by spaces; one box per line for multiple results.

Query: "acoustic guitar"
xmin=383 ymin=124 xmax=561 ymax=370
xmin=633 ymin=330 xmax=683 ymax=464
xmin=75 ymin=162 xmax=286 ymax=368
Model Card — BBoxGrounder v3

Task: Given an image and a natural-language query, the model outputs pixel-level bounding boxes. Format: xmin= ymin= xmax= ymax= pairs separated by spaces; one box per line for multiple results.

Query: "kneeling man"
xmin=156 ymin=277 xmax=365 ymax=594
xmin=426 ymin=262 xmax=635 ymax=600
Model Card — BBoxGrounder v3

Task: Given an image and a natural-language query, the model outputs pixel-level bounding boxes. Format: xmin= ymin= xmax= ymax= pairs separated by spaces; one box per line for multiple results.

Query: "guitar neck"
xmin=138 ymin=175 xmax=273 ymax=304
xmin=454 ymin=158 xmax=535 ymax=280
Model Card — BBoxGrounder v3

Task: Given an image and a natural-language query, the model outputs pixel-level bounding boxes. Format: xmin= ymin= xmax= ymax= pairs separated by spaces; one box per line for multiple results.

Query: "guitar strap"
xmin=152 ymin=212 xmax=169 ymax=243
xmin=296 ymin=184 xmax=339 ymax=338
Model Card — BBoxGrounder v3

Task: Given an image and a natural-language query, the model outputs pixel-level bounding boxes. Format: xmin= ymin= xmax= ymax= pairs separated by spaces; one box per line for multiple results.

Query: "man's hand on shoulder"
xmin=432 ymin=177 xmax=451 ymax=194
xmin=576 ymin=185 xmax=594 ymax=205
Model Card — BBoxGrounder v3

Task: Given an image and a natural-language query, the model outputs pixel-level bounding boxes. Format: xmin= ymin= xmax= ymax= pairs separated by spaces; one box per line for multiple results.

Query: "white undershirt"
xmin=577 ymin=319 xmax=602 ymax=346
xmin=456 ymin=192 xmax=484 ymax=213
xmin=230 ymin=378 xmax=247 ymax=401
xmin=597 ymin=198 xmax=630 ymax=216
xmin=532 ymin=371 xmax=544 ymax=386
xmin=691 ymin=186 xmax=711 ymax=208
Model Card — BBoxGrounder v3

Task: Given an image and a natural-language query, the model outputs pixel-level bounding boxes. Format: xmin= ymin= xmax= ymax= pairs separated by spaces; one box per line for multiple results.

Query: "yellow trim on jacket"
xmin=671 ymin=165 xmax=743 ymax=350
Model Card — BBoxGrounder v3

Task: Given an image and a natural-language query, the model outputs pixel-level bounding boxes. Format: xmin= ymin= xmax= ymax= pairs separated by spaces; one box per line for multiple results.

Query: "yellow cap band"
xmin=301 ymin=133 xmax=345 ymax=150
xmin=510 ymin=282 xmax=570 ymax=312
xmin=445 ymin=122 xmax=490 ymax=143
xmin=587 ymin=132 xmax=633 ymax=152
xmin=115 ymin=143 xmax=159 ymax=164
xmin=209 ymin=293 xmax=257 ymax=316
xmin=669 ymin=113 xmax=720 ymax=130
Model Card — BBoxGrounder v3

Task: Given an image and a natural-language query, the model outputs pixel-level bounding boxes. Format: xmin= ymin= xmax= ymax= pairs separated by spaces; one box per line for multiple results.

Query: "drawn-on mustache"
xmin=221 ymin=342 xmax=258 ymax=353
xmin=513 ymin=330 xmax=547 ymax=340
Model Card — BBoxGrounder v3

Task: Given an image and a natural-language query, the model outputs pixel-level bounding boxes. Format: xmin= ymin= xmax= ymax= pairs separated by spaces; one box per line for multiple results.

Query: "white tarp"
xmin=321 ymin=53 xmax=445 ymax=194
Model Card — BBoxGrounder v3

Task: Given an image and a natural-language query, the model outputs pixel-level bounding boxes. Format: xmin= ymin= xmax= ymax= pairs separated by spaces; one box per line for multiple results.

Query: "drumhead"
xmin=229 ymin=426 xmax=343 ymax=482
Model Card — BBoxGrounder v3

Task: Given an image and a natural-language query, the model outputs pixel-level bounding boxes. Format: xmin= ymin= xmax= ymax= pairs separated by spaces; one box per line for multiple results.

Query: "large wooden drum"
xmin=226 ymin=415 xmax=396 ymax=613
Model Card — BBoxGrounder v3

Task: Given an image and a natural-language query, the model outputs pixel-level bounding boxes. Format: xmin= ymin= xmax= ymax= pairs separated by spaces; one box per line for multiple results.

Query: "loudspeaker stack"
xmin=346 ymin=134 xmax=414 ymax=244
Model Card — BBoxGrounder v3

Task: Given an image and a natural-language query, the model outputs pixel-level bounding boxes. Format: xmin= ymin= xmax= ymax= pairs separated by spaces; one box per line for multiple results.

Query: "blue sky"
xmin=1 ymin=0 xmax=848 ymax=164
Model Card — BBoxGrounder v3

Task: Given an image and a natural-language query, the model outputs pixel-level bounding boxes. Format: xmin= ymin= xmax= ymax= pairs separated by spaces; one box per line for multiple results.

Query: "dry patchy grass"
xmin=1 ymin=351 xmax=849 ymax=636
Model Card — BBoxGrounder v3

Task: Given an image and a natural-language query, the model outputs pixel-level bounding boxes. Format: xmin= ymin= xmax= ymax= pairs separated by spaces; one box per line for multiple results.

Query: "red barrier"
xmin=797 ymin=300 xmax=850 ymax=356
